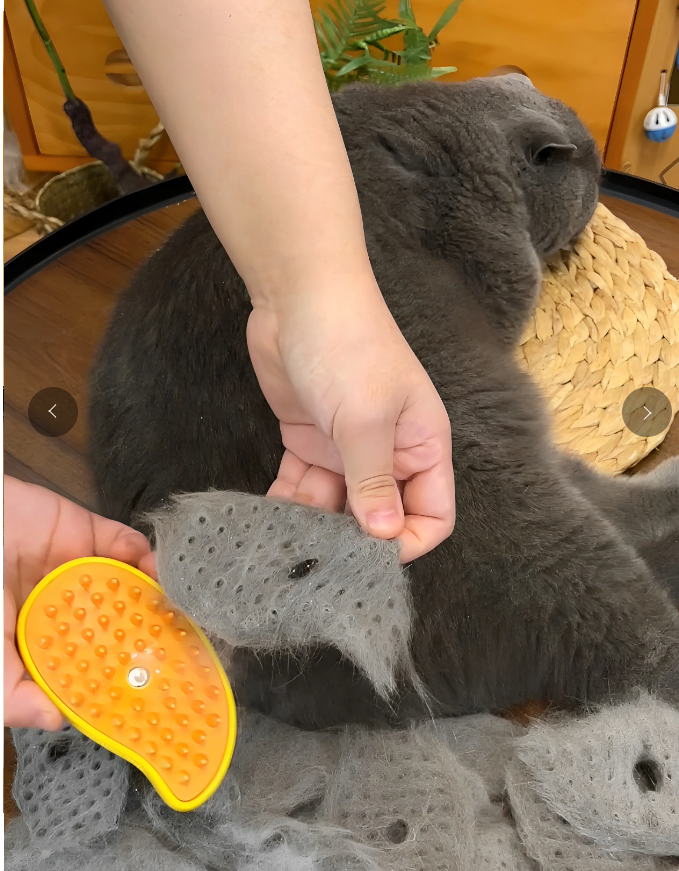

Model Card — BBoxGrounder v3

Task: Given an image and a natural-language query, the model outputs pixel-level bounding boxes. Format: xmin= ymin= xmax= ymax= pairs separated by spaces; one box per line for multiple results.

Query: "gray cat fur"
xmin=11 ymin=75 xmax=679 ymax=870
xmin=8 ymin=692 xmax=679 ymax=870
xmin=86 ymin=75 xmax=679 ymax=730
xmin=149 ymin=491 xmax=422 ymax=701
xmin=10 ymin=724 xmax=129 ymax=852
xmin=513 ymin=693 xmax=679 ymax=856
xmin=9 ymin=488 xmax=679 ymax=871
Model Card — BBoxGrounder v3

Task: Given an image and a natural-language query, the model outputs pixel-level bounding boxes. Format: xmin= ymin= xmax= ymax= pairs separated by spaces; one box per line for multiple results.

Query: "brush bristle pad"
xmin=18 ymin=558 xmax=236 ymax=811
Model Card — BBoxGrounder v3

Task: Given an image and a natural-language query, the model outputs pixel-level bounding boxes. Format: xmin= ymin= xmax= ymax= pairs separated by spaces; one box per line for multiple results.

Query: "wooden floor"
xmin=4 ymin=197 xmax=200 ymax=512
xmin=3 ymin=194 xmax=679 ymax=819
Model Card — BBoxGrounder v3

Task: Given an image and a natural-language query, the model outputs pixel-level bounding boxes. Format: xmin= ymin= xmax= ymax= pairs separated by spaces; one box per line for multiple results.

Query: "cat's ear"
xmin=516 ymin=112 xmax=579 ymax=166
xmin=530 ymin=141 xmax=577 ymax=165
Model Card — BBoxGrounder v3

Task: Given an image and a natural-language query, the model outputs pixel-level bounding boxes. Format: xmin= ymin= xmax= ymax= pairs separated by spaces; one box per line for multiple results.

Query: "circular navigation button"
xmin=28 ymin=388 xmax=78 ymax=438
xmin=621 ymin=387 xmax=672 ymax=438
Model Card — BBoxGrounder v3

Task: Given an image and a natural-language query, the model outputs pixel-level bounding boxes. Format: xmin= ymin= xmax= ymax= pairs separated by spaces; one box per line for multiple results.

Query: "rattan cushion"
xmin=517 ymin=202 xmax=679 ymax=474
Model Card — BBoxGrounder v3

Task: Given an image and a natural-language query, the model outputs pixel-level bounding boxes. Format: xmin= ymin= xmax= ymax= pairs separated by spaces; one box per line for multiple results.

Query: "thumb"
xmin=5 ymin=680 xmax=63 ymax=731
xmin=4 ymin=633 xmax=63 ymax=730
xmin=333 ymin=405 xmax=404 ymax=540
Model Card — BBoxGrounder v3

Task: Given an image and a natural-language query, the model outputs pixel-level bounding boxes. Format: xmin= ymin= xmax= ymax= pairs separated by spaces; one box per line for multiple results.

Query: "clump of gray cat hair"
xmin=10 ymin=654 xmax=679 ymax=870
xmin=148 ymin=490 xmax=424 ymax=702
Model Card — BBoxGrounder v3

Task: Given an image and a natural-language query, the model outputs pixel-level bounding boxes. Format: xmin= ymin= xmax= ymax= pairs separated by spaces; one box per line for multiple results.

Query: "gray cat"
xmin=88 ymin=75 xmax=679 ymax=728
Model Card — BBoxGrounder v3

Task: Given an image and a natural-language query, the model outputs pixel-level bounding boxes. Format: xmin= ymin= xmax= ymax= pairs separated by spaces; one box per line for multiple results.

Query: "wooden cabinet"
xmin=606 ymin=0 xmax=679 ymax=187
xmin=4 ymin=0 xmax=677 ymax=186
xmin=4 ymin=0 xmax=178 ymax=172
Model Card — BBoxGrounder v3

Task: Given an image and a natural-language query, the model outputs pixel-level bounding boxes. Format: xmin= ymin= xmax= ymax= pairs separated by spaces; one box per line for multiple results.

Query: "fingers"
xmin=91 ymin=510 xmax=157 ymax=579
xmin=269 ymin=450 xmax=347 ymax=512
xmin=4 ymin=587 xmax=63 ymax=730
xmin=4 ymin=633 xmax=62 ymax=730
xmin=397 ymin=459 xmax=456 ymax=563
xmin=274 ymin=414 xmax=455 ymax=562
xmin=138 ymin=551 xmax=158 ymax=581
xmin=332 ymin=405 xmax=405 ymax=540
xmin=294 ymin=465 xmax=347 ymax=512
xmin=4 ymin=679 xmax=63 ymax=731
xmin=279 ymin=423 xmax=344 ymax=475
xmin=268 ymin=450 xmax=311 ymax=501
xmin=90 ymin=514 xmax=153 ymax=568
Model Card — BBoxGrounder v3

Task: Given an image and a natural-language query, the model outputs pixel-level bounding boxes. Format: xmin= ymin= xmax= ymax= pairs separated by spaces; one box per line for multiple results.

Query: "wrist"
xmin=246 ymin=255 xmax=382 ymax=315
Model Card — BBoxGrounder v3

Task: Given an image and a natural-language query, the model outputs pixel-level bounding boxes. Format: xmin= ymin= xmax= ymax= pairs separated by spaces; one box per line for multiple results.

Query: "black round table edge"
xmin=4 ymin=175 xmax=195 ymax=296
xmin=4 ymin=170 xmax=678 ymax=296
xmin=599 ymin=170 xmax=679 ymax=221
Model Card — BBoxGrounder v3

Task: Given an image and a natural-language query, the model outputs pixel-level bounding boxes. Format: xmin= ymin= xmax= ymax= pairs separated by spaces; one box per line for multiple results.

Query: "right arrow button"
xmin=622 ymin=387 xmax=672 ymax=438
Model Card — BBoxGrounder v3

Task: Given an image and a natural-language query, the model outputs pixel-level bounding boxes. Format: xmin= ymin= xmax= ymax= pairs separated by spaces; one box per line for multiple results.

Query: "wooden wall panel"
xmin=606 ymin=0 xmax=679 ymax=185
xmin=312 ymin=0 xmax=638 ymax=151
xmin=6 ymin=0 xmax=641 ymax=168
xmin=4 ymin=0 xmax=178 ymax=164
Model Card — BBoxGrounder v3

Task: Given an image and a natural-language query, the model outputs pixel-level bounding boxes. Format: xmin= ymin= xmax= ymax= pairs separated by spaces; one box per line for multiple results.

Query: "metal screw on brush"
xmin=128 ymin=667 xmax=150 ymax=688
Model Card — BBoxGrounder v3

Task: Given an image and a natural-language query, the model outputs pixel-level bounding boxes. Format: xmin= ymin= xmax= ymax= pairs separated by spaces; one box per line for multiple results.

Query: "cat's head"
xmin=333 ymin=76 xmax=601 ymax=261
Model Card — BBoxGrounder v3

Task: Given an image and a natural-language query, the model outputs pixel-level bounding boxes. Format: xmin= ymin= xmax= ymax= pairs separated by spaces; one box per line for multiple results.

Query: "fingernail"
xmin=366 ymin=510 xmax=400 ymax=533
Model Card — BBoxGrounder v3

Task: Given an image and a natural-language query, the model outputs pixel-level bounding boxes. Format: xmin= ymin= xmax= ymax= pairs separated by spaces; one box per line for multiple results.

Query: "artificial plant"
xmin=315 ymin=0 xmax=463 ymax=90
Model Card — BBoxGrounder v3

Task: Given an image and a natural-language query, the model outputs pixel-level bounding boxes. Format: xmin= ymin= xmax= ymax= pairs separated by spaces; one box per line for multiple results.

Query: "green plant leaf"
xmin=401 ymin=26 xmax=431 ymax=66
xmin=360 ymin=55 xmax=404 ymax=73
xmin=316 ymin=0 xmax=398 ymax=68
xmin=428 ymin=0 xmax=464 ymax=42
xmin=315 ymin=0 xmax=461 ymax=88
xmin=345 ymin=0 xmax=396 ymax=40
xmin=430 ymin=65 xmax=458 ymax=77
xmin=336 ymin=50 xmax=375 ymax=77
xmin=359 ymin=24 xmax=406 ymax=45
xmin=398 ymin=0 xmax=416 ymax=25
xmin=318 ymin=11 xmax=343 ymax=58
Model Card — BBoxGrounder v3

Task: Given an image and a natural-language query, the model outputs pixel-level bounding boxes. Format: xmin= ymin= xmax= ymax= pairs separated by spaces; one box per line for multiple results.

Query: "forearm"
xmin=103 ymin=0 xmax=377 ymax=308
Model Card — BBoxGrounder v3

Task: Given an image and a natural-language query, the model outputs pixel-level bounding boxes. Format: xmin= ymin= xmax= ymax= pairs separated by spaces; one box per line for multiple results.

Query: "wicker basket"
xmin=517 ymin=202 xmax=679 ymax=474
xmin=36 ymin=161 xmax=118 ymax=224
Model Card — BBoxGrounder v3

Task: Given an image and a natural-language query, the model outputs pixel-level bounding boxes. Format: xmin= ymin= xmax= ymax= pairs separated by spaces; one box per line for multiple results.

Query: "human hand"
xmin=247 ymin=278 xmax=455 ymax=564
xmin=4 ymin=476 xmax=156 ymax=730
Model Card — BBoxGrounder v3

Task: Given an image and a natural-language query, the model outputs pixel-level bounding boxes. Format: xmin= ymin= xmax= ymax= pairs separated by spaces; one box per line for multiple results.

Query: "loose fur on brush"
xmin=88 ymin=75 xmax=679 ymax=728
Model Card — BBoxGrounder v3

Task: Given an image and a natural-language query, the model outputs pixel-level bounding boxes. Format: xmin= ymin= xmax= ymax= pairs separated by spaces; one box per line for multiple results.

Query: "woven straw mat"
xmin=516 ymin=202 xmax=679 ymax=474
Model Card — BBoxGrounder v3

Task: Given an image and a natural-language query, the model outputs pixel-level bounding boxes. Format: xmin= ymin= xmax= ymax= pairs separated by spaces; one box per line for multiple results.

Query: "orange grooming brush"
xmin=17 ymin=557 xmax=237 ymax=812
